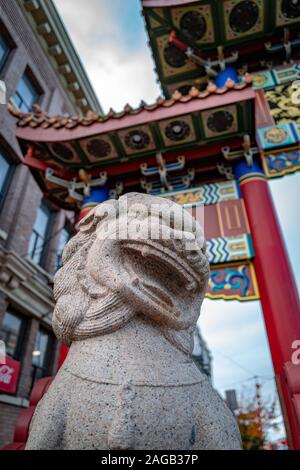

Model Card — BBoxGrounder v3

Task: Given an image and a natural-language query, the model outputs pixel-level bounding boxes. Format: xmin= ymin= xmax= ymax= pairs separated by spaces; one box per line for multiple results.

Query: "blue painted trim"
xmin=215 ymin=66 xmax=238 ymax=88
xmin=233 ymin=159 xmax=264 ymax=180
xmin=82 ymin=184 xmax=109 ymax=206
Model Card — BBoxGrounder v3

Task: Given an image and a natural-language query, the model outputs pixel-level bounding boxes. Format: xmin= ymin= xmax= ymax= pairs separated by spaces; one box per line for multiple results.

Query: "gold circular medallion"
xmin=264 ymin=127 xmax=288 ymax=144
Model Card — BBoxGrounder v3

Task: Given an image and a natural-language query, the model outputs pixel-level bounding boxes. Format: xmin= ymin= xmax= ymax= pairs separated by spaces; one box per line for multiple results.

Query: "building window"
xmin=0 ymin=146 xmax=14 ymax=209
xmin=12 ymin=72 xmax=40 ymax=112
xmin=28 ymin=202 xmax=52 ymax=265
xmin=31 ymin=328 xmax=53 ymax=386
xmin=0 ymin=310 xmax=26 ymax=360
xmin=56 ymin=226 xmax=72 ymax=270
xmin=0 ymin=32 xmax=10 ymax=71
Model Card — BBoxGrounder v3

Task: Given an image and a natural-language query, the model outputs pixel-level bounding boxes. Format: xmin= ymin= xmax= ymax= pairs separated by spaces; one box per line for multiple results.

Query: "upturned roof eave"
xmin=14 ymin=85 xmax=255 ymax=144
xmin=142 ymin=0 xmax=200 ymax=7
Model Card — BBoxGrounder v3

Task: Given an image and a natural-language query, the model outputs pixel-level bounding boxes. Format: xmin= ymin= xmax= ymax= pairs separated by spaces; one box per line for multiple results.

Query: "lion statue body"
xmin=26 ymin=193 xmax=241 ymax=450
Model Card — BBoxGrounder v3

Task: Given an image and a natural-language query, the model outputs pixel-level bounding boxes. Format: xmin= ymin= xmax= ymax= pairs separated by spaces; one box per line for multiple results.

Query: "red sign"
xmin=0 ymin=357 xmax=21 ymax=394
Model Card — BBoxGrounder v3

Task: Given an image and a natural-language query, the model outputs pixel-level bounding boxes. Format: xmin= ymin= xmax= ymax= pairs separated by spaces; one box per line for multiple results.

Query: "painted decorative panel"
xmin=148 ymin=8 xmax=165 ymax=29
xmin=80 ymin=135 xmax=118 ymax=162
xmin=217 ymin=200 xmax=250 ymax=237
xmin=156 ymin=34 xmax=198 ymax=79
xmin=252 ymin=65 xmax=300 ymax=90
xmin=262 ymin=149 xmax=300 ymax=178
xmin=273 ymin=65 xmax=300 ymax=87
xmin=159 ymin=115 xmax=196 ymax=147
xmin=118 ymin=125 xmax=157 ymax=155
xmin=276 ymin=0 xmax=300 ymax=26
xmin=223 ymin=0 xmax=264 ymax=41
xmin=163 ymin=181 xmax=240 ymax=206
xmin=265 ymin=84 xmax=300 ymax=124
xmin=143 ymin=1 xmax=300 ymax=98
xmin=171 ymin=3 xmax=215 ymax=45
xmin=201 ymin=105 xmax=238 ymax=138
xmin=178 ymin=201 xmax=250 ymax=241
xmin=256 ymin=123 xmax=298 ymax=150
xmin=206 ymin=234 xmax=254 ymax=264
xmin=252 ymin=70 xmax=276 ymax=90
xmin=207 ymin=261 xmax=259 ymax=301
xmin=48 ymin=142 xmax=81 ymax=164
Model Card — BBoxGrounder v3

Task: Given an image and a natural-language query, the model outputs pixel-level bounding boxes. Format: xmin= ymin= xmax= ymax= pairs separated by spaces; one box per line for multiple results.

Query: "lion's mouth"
xmin=120 ymin=239 xmax=204 ymax=318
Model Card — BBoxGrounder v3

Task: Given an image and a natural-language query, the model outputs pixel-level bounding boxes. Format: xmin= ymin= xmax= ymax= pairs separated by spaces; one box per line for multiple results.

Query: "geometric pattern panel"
xmin=164 ymin=180 xmax=240 ymax=206
xmin=262 ymin=150 xmax=300 ymax=178
xmin=206 ymin=234 xmax=254 ymax=265
xmin=206 ymin=261 xmax=260 ymax=302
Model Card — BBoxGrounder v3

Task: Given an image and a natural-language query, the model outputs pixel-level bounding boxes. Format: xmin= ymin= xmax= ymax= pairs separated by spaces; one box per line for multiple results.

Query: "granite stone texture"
xmin=26 ymin=193 xmax=241 ymax=450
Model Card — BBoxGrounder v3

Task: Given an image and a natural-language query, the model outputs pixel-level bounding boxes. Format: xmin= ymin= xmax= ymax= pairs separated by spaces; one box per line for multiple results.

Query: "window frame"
xmin=0 ymin=32 xmax=10 ymax=72
xmin=0 ymin=21 xmax=14 ymax=74
xmin=12 ymin=69 xmax=42 ymax=113
xmin=28 ymin=201 xmax=54 ymax=267
xmin=0 ymin=308 xmax=27 ymax=361
xmin=0 ymin=144 xmax=15 ymax=212
xmin=31 ymin=326 xmax=54 ymax=388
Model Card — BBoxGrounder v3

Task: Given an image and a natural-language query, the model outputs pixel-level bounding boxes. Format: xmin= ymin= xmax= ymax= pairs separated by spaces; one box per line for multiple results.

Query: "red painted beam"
xmin=26 ymin=136 xmax=248 ymax=182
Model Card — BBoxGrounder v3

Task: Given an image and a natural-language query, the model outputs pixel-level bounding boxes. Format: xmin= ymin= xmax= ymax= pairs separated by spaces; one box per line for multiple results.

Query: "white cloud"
xmin=198 ymin=298 xmax=275 ymax=394
xmin=54 ymin=0 xmax=160 ymax=112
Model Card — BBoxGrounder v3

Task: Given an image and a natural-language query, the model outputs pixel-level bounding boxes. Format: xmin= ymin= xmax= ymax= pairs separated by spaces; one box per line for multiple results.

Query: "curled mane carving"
xmin=52 ymin=193 xmax=210 ymax=354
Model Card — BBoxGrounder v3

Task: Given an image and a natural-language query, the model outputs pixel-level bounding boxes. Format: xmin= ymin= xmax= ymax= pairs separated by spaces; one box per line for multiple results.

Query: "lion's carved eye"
xmin=78 ymin=208 xmax=96 ymax=232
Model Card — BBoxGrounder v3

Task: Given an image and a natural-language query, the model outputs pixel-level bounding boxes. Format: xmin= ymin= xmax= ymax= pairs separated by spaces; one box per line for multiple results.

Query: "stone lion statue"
xmin=26 ymin=193 xmax=241 ymax=450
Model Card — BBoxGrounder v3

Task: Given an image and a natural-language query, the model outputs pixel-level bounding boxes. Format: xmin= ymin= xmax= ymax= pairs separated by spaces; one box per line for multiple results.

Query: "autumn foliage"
xmin=236 ymin=383 xmax=278 ymax=450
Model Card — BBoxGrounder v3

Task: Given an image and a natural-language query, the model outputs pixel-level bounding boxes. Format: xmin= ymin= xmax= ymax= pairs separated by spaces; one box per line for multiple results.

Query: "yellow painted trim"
xmin=205 ymin=292 xmax=260 ymax=302
xmin=249 ymin=261 xmax=260 ymax=298
xmin=261 ymin=144 xmax=300 ymax=157
xmin=239 ymin=175 xmax=266 ymax=186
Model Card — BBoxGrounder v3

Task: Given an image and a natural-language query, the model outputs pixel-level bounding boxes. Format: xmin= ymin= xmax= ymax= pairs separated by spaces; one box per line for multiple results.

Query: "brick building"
xmin=0 ymin=0 xmax=102 ymax=447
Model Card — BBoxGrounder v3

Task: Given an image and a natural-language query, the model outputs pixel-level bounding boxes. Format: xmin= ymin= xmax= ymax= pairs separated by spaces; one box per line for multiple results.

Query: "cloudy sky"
xmin=54 ymin=0 xmax=299 ymax=437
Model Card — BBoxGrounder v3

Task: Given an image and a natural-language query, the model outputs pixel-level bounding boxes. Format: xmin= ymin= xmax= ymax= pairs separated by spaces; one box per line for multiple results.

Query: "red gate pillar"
xmin=235 ymin=160 xmax=300 ymax=449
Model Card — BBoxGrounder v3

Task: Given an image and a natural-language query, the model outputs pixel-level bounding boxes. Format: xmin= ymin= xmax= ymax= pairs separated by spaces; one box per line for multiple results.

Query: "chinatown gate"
xmin=8 ymin=0 xmax=300 ymax=449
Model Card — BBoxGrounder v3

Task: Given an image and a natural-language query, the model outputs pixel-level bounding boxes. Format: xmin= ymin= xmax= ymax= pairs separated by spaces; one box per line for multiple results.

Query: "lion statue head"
xmin=52 ymin=193 xmax=209 ymax=355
